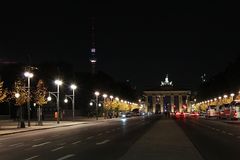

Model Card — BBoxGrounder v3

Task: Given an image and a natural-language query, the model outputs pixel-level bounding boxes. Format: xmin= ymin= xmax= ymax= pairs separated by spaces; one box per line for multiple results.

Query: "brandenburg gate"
xmin=143 ymin=75 xmax=191 ymax=113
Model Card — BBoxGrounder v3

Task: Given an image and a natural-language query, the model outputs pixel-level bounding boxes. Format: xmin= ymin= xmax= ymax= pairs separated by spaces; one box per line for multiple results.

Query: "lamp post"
xmin=48 ymin=79 xmax=62 ymax=124
xmin=230 ymin=93 xmax=235 ymax=101
xmin=64 ymin=84 xmax=77 ymax=121
xmin=103 ymin=94 xmax=108 ymax=118
xmin=24 ymin=71 xmax=33 ymax=127
xmin=94 ymin=91 xmax=100 ymax=120
xmin=15 ymin=93 xmax=25 ymax=128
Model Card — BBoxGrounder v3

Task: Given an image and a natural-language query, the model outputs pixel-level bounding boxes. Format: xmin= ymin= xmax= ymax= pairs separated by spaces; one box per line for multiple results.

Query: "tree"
xmin=0 ymin=81 xmax=7 ymax=103
xmin=12 ymin=80 xmax=27 ymax=128
xmin=34 ymin=80 xmax=47 ymax=125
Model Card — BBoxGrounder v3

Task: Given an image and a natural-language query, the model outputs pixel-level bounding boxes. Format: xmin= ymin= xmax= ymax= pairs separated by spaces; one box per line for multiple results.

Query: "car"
xmin=190 ymin=112 xmax=200 ymax=118
xmin=229 ymin=100 xmax=240 ymax=120
xmin=174 ymin=112 xmax=187 ymax=119
xmin=206 ymin=105 xmax=218 ymax=119
xmin=218 ymin=104 xmax=230 ymax=119
xmin=199 ymin=112 xmax=206 ymax=118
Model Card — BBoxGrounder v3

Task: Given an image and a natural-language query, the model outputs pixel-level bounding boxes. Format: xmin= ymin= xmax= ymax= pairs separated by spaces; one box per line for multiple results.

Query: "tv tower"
xmin=89 ymin=17 xmax=97 ymax=75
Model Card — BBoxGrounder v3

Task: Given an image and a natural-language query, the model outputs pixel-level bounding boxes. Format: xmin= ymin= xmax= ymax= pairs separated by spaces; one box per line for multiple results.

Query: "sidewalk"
xmin=0 ymin=116 xmax=114 ymax=136
xmin=120 ymin=118 xmax=203 ymax=160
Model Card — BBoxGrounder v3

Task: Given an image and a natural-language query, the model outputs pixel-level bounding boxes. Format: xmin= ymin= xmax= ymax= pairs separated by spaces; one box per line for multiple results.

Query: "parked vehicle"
xmin=218 ymin=104 xmax=230 ymax=119
xmin=206 ymin=105 xmax=218 ymax=119
xmin=199 ymin=112 xmax=206 ymax=118
xmin=190 ymin=112 xmax=199 ymax=118
xmin=229 ymin=100 xmax=240 ymax=120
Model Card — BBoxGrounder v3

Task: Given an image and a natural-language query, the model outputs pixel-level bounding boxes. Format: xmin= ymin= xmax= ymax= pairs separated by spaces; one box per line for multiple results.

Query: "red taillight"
xmin=234 ymin=111 xmax=237 ymax=118
xmin=176 ymin=112 xmax=180 ymax=116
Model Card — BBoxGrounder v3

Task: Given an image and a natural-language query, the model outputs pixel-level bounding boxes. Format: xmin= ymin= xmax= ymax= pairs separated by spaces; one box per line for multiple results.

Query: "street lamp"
xmin=95 ymin=91 xmax=100 ymax=120
xmin=15 ymin=92 xmax=24 ymax=128
xmin=24 ymin=71 xmax=33 ymax=127
xmin=102 ymin=94 xmax=108 ymax=118
xmin=65 ymin=84 xmax=77 ymax=121
xmin=230 ymin=93 xmax=235 ymax=101
xmin=48 ymin=79 xmax=62 ymax=124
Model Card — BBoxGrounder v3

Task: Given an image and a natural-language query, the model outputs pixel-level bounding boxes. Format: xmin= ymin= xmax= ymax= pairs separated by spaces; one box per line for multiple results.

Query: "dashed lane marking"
xmin=57 ymin=154 xmax=75 ymax=160
xmin=33 ymin=138 xmax=44 ymax=142
xmin=9 ymin=143 xmax=24 ymax=147
xmin=32 ymin=142 xmax=51 ymax=148
xmin=228 ymin=133 xmax=233 ymax=136
xmin=24 ymin=155 xmax=39 ymax=160
xmin=72 ymin=140 xmax=81 ymax=145
xmin=86 ymin=136 xmax=94 ymax=140
xmin=96 ymin=140 xmax=110 ymax=145
xmin=97 ymin=133 xmax=103 ymax=136
xmin=51 ymin=146 xmax=64 ymax=152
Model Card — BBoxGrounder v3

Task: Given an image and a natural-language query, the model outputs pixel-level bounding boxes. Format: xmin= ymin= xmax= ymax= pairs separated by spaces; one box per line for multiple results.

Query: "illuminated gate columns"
xmin=143 ymin=75 xmax=191 ymax=113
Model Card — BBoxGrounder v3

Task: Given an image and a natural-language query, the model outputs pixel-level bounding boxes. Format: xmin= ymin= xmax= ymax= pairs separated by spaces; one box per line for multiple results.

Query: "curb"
xmin=0 ymin=122 xmax=84 ymax=136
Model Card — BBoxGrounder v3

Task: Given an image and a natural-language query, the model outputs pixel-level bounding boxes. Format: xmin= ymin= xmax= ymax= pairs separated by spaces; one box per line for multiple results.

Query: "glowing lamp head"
xmin=47 ymin=96 xmax=52 ymax=101
xmin=64 ymin=98 xmax=68 ymax=103
xmin=24 ymin=71 xmax=33 ymax=78
xmin=230 ymin=93 xmax=235 ymax=97
xmin=103 ymin=94 xmax=108 ymax=98
xmin=89 ymin=102 xmax=93 ymax=106
xmin=55 ymin=79 xmax=63 ymax=86
xmin=110 ymin=95 xmax=114 ymax=99
xmin=15 ymin=93 xmax=20 ymax=98
xmin=94 ymin=91 xmax=100 ymax=96
xmin=70 ymin=84 xmax=77 ymax=90
xmin=223 ymin=95 xmax=228 ymax=98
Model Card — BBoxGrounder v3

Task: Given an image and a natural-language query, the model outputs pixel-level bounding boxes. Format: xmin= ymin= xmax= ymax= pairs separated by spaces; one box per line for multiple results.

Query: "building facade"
xmin=143 ymin=75 xmax=191 ymax=113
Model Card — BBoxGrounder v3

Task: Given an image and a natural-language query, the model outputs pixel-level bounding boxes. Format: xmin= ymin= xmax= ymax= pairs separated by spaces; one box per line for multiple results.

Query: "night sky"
xmin=0 ymin=2 xmax=239 ymax=90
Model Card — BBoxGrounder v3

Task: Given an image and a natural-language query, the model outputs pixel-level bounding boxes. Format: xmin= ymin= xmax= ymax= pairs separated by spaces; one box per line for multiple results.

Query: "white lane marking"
xmin=97 ymin=133 xmax=103 ymax=136
xmin=24 ymin=155 xmax=39 ymax=160
xmin=86 ymin=136 xmax=94 ymax=140
xmin=33 ymin=138 xmax=44 ymax=142
xmin=32 ymin=141 xmax=51 ymax=148
xmin=0 ymin=137 xmax=11 ymax=141
xmin=10 ymin=143 xmax=24 ymax=147
xmin=72 ymin=140 xmax=81 ymax=145
xmin=228 ymin=133 xmax=233 ymax=136
xmin=51 ymin=146 xmax=64 ymax=152
xmin=96 ymin=139 xmax=110 ymax=145
xmin=57 ymin=154 xmax=75 ymax=160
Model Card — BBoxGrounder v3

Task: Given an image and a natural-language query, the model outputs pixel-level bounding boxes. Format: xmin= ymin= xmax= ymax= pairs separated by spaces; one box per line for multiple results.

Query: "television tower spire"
xmin=89 ymin=17 xmax=97 ymax=75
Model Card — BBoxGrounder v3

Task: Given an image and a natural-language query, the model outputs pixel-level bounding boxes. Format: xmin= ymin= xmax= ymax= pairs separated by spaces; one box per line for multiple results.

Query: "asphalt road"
xmin=176 ymin=118 xmax=240 ymax=160
xmin=0 ymin=116 xmax=159 ymax=160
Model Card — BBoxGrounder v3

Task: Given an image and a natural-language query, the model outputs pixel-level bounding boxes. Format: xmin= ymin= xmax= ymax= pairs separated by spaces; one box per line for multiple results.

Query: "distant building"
xmin=143 ymin=75 xmax=191 ymax=113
